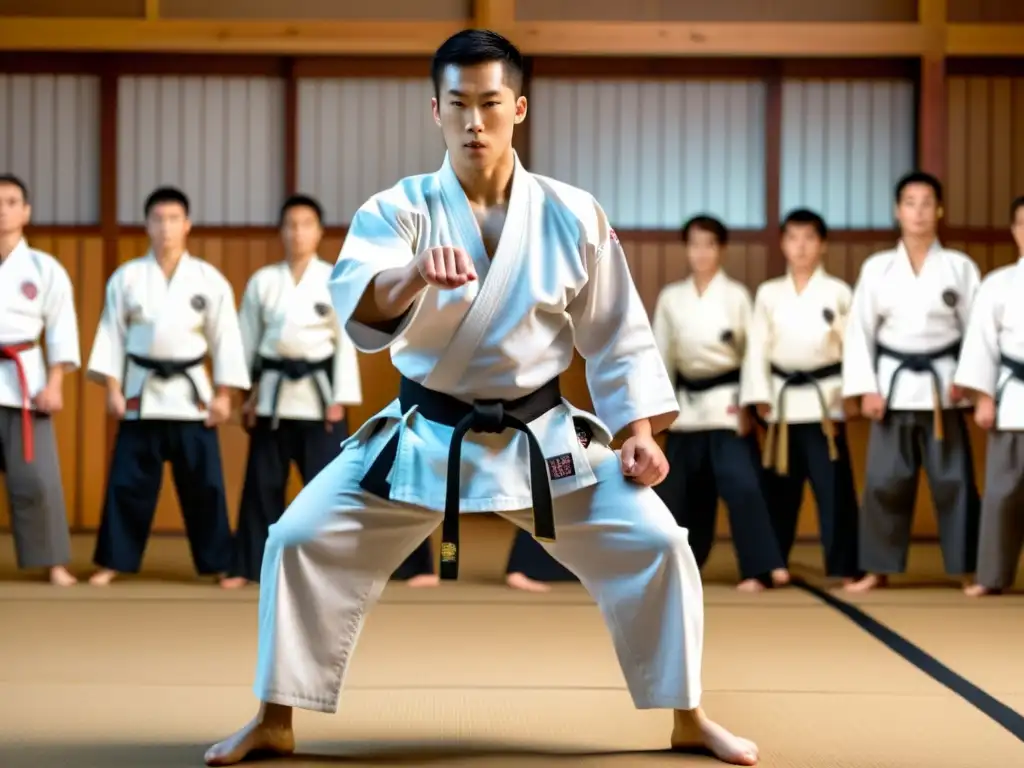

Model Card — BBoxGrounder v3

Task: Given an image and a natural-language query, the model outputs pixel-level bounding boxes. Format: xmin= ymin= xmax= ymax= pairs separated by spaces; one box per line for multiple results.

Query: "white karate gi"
xmin=239 ymin=258 xmax=362 ymax=422
xmin=87 ymin=251 xmax=251 ymax=417
xmin=253 ymin=152 xmax=703 ymax=714
xmin=652 ymin=272 xmax=749 ymax=433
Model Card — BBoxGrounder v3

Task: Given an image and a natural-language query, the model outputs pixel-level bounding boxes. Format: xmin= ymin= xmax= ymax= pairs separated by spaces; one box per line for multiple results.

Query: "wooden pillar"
xmin=918 ymin=0 xmax=948 ymax=181
xmin=474 ymin=0 xmax=516 ymax=30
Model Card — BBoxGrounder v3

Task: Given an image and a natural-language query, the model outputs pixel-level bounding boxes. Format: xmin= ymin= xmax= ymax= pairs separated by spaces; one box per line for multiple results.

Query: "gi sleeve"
xmin=237 ymin=274 xmax=263 ymax=385
xmin=841 ymin=259 xmax=882 ymax=398
xmin=953 ymin=273 xmax=1001 ymax=398
xmin=86 ymin=267 xmax=128 ymax=385
xmin=204 ymin=271 xmax=251 ymax=391
xmin=650 ymin=287 xmax=677 ymax=377
xmin=331 ymin=325 xmax=363 ymax=405
xmin=40 ymin=258 xmax=81 ymax=370
xmin=329 ymin=196 xmax=423 ymax=353
xmin=568 ymin=202 xmax=679 ymax=436
xmin=740 ymin=284 xmax=773 ymax=407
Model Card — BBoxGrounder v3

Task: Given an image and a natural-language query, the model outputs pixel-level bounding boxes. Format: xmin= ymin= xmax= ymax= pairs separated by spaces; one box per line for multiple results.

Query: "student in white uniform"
xmin=221 ymin=195 xmax=363 ymax=589
xmin=205 ymin=30 xmax=757 ymax=767
xmin=955 ymin=195 xmax=1024 ymax=597
xmin=842 ymin=172 xmax=982 ymax=592
xmin=652 ymin=214 xmax=789 ymax=592
xmin=87 ymin=187 xmax=251 ymax=586
xmin=0 ymin=174 xmax=80 ymax=587
xmin=741 ymin=209 xmax=861 ymax=584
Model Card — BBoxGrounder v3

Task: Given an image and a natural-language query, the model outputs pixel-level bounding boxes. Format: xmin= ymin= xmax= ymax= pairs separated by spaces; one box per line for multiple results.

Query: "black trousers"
xmin=655 ymin=429 xmax=786 ymax=580
xmin=392 ymin=527 xmax=578 ymax=582
xmin=93 ymin=420 xmax=231 ymax=575
xmin=762 ymin=422 xmax=861 ymax=578
xmin=859 ymin=410 xmax=981 ymax=575
xmin=229 ymin=417 xmax=346 ymax=581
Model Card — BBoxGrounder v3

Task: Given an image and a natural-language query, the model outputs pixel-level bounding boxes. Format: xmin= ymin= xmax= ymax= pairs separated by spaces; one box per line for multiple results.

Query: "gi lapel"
xmin=422 ymin=151 xmax=530 ymax=393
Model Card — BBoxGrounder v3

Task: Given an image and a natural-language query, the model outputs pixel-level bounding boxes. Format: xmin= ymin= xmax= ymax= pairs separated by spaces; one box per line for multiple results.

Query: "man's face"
xmin=146 ymin=201 xmax=190 ymax=252
xmin=685 ymin=228 xmax=720 ymax=274
xmin=0 ymin=182 xmax=30 ymax=235
xmin=281 ymin=205 xmax=322 ymax=257
xmin=432 ymin=61 xmax=526 ymax=168
xmin=781 ymin=223 xmax=825 ymax=272
xmin=895 ymin=182 xmax=941 ymax=238
xmin=1012 ymin=205 xmax=1024 ymax=254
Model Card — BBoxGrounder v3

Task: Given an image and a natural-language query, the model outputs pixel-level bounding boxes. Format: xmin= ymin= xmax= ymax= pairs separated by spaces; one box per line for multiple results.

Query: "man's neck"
xmin=902 ymin=234 xmax=935 ymax=264
xmin=693 ymin=269 xmax=718 ymax=294
xmin=453 ymin=150 xmax=515 ymax=208
xmin=789 ymin=265 xmax=817 ymax=292
xmin=287 ymin=251 xmax=315 ymax=275
xmin=0 ymin=231 xmax=23 ymax=260
xmin=153 ymin=247 xmax=186 ymax=275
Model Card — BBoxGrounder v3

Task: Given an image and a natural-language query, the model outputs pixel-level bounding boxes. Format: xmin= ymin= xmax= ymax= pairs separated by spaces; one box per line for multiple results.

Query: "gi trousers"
xmin=253 ymin=441 xmax=704 ymax=713
xmin=655 ymin=429 xmax=786 ymax=581
xmin=859 ymin=410 xmax=981 ymax=576
xmin=975 ymin=430 xmax=1024 ymax=589
xmin=0 ymin=406 xmax=71 ymax=569
xmin=93 ymin=420 xmax=232 ymax=575
xmin=229 ymin=417 xmax=345 ymax=582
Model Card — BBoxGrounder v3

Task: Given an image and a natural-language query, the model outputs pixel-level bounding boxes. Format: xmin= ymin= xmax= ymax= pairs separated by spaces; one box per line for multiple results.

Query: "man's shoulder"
xmin=529 ymin=173 xmax=606 ymax=244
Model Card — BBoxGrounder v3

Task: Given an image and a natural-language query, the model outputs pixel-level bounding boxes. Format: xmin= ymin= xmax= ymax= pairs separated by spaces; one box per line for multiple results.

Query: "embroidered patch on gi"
xmin=822 ymin=307 xmax=835 ymax=324
xmin=314 ymin=302 xmax=332 ymax=317
xmin=720 ymin=329 xmax=735 ymax=344
xmin=125 ymin=396 xmax=141 ymax=412
xmin=190 ymin=294 xmax=207 ymax=311
xmin=573 ymin=418 xmax=593 ymax=448
xmin=20 ymin=281 xmax=38 ymax=300
xmin=942 ymin=289 xmax=958 ymax=308
xmin=547 ymin=453 xmax=576 ymax=480
xmin=609 ymin=227 xmax=619 ymax=243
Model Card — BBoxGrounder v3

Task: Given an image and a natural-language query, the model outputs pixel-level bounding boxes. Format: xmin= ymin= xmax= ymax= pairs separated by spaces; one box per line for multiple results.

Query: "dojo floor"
xmin=1 ymin=521 xmax=1023 ymax=768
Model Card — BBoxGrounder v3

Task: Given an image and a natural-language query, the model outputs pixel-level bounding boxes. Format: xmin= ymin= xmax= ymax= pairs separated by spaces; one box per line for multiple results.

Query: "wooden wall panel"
xmin=162 ymin=0 xmax=470 ymax=20
xmin=0 ymin=0 xmax=143 ymax=17
xmin=948 ymin=0 xmax=1024 ymax=23
xmin=295 ymin=78 xmax=445 ymax=226
xmin=0 ymin=74 xmax=100 ymax=225
xmin=0 ymin=234 xmax=106 ymax=534
xmin=529 ymin=79 xmax=767 ymax=229
xmin=516 ymin=0 xmax=918 ymax=22
xmin=780 ymin=79 xmax=915 ymax=227
xmin=946 ymin=76 xmax=1024 ymax=228
xmin=117 ymin=76 xmax=286 ymax=226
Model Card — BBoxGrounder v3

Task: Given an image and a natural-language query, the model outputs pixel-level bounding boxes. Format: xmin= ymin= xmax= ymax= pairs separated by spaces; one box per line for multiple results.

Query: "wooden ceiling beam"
xmin=946 ymin=25 xmax=1024 ymax=56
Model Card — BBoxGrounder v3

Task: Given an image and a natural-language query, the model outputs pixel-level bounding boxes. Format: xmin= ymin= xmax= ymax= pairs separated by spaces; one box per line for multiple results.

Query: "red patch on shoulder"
xmin=608 ymin=228 xmax=619 ymax=243
xmin=21 ymin=281 xmax=38 ymax=300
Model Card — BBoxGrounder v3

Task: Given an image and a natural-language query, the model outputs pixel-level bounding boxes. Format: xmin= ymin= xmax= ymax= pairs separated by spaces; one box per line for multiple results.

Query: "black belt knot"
xmin=471 ymin=402 xmax=506 ymax=433
xmin=127 ymin=353 xmax=207 ymax=413
xmin=253 ymin=354 xmax=335 ymax=429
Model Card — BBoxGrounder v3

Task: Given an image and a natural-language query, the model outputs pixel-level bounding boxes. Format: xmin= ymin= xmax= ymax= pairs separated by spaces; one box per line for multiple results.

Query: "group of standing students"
xmin=653 ymin=171 xmax=1024 ymax=597
xmin=1 ymin=170 xmax=1022 ymax=597
xmin=0 ymin=175 xmax=575 ymax=592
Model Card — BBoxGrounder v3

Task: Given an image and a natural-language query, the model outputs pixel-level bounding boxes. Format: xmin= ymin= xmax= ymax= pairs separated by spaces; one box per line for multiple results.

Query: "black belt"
xmin=127 ymin=353 xmax=207 ymax=415
xmin=675 ymin=368 xmax=740 ymax=400
xmin=762 ymin=362 xmax=842 ymax=475
xmin=360 ymin=375 xmax=562 ymax=580
xmin=996 ymin=353 xmax=1024 ymax=408
xmin=875 ymin=339 xmax=961 ymax=440
xmin=253 ymin=354 xmax=334 ymax=429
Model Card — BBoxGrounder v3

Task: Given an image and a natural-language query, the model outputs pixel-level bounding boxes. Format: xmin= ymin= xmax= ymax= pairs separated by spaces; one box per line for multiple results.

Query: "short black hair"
xmin=144 ymin=186 xmax=190 ymax=218
xmin=431 ymin=29 xmax=525 ymax=100
xmin=682 ymin=214 xmax=729 ymax=247
xmin=1011 ymin=195 xmax=1024 ymax=222
xmin=895 ymin=171 xmax=943 ymax=204
xmin=782 ymin=208 xmax=828 ymax=240
xmin=0 ymin=173 xmax=29 ymax=203
xmin=279 ymin=194 xmax=324 ymax=227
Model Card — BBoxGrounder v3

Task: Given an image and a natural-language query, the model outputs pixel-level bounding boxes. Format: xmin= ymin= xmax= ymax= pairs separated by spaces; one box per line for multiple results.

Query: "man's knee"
xmin=5 ymin=462 xmax=47 ymax=508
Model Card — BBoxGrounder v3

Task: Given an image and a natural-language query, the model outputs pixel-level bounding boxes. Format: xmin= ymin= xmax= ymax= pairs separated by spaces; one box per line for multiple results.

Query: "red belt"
xmin=0 ymin=341 xmax=37 ymax=463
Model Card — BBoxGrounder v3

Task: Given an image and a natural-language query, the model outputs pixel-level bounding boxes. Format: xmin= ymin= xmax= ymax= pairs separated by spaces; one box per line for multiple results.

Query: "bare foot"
xmin=770 ymin=569 xmax=790 ymax=587
xmin=49 ymin=566 xmax=78 ymax=586
xmin=843 ymin=573 xmax=887 ymax=593
xmin=506 ymin=572 xmax=552 ymax=593
xmin=735 ymin=579 xmax=765 ymax=593
xmin=220 ymin=577 xmax=248 ymax=590
xmin=204 ymin=705 xmax=295 ymax=766
xmin=672 ymin=708 xmax=758 ymax=765
xmin=89 ymin=568 xmax=118 ymax=586
xmin=964 ymin=584 xmax=1000 ymax=597
xmin=406 ymin=574 xmax=440 ymax=588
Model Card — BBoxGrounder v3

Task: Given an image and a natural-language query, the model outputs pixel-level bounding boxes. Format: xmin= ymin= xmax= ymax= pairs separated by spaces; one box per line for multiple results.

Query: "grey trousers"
xmin=860 ymin=410 xmax=980 ymax=576
xmin=0 ymin=405 xmax=72 ymax=569
xmin=976 ymin=430 xmax=1024 ymax=589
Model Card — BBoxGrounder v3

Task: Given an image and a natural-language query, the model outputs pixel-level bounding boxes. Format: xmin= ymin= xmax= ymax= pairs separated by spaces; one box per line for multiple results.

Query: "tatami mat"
xmin=1 ymin=521 xmax=1023 ymax=767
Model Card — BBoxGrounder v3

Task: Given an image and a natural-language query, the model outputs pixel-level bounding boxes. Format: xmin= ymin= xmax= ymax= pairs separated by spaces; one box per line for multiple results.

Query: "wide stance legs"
xmin=205 ymin=444 xmax=757 ymax=765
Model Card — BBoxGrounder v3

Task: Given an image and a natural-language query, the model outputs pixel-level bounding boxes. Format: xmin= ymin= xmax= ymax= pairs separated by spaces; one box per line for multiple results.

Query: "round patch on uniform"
xmin=720 ymin=329 xmax=735 ymax=344
xmin=190 ymin=294 xmax=207 ymax=311
xmin=942 ymin=289 xmax=958 ymax=308
xmin=21 ymin=281 xmax=38 ymax=300
xmin=314 ymin=302 xmax=331 ymax=317
xmin=822 ymin=307 xmax=835 ymax=324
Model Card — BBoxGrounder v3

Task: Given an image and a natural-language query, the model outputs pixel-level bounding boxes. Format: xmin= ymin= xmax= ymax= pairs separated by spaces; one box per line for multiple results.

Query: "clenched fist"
xmin=415 ymin=246 xmax=477 ymax=289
